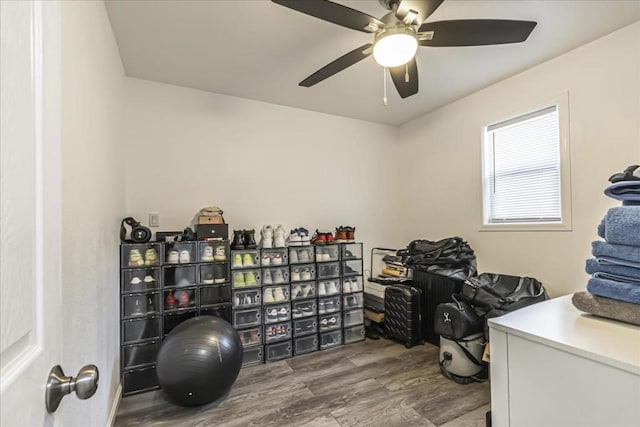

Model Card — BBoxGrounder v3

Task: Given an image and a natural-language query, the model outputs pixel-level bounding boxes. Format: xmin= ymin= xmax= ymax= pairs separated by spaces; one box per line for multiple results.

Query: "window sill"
xmin=479 ymin=222 xmax=572 ymax=232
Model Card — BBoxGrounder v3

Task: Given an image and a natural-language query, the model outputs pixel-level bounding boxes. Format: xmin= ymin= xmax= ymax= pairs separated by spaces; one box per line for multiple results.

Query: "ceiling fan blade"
xmin=272 ymin=0 xmax=384 ymax=33
xmin=300 ymin=44 xmax=373 ymax=87
xmin=418 ymin=19 xmax=537 ymax=47
xmin=389 ymin=58 xmax=418 ymax=99
xmin=395 ymin=0 xmax=444 ymax=26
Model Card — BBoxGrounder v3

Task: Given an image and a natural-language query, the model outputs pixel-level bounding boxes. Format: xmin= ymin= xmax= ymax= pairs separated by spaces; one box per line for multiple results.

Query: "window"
xmin=481 ymin=96 xmax=571 ymax=230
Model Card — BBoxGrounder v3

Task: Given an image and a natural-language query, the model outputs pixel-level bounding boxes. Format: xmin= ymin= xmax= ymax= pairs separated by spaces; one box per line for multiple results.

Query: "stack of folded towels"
xmin=572 ymin=165 xmax=640 ymax=326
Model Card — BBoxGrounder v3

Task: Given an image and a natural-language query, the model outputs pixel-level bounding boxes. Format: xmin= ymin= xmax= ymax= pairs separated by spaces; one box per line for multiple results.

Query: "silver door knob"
xmin=45 ymin=364 xmax=99 ymax=413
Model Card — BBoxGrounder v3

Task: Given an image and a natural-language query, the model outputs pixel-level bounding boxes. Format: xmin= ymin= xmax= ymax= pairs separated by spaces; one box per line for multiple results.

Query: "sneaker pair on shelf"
xmin=260 ymin=225 xmax=286 ymax=248
xmin=130 ymin=275 xmax=156 ymax=285
xmin=233 ymin=253 xmax=256 ymax=268
xmin=202 ymin=264 xmax=227 ymax=284
xmin=263 ymin=269 xmax=286 ymax=285
xmin=240 ymin=329 xmax=260 ymax=345
xmin=167 ymin=250 xmax=191 ymax=264
xmin=201 ymin=245 xmax=226 ymax=262
xmin=291 ymin=268 xmax=312 ymax=282
xmin=318 ymin=300 xmax=338 ymax=314
xmin=266 ymin=324 xmax=288 ymax=338
xmin=261 ymin=252 xmax=284 ymax=266
xmin=131 ymin=297 xmax=156 ymax=316
xmin=318 ymin=281 xmax=338 ymax=296
xmin=264 ymin=287 xmax=287 ymax=303
xmin=231 ymin=229 xmax=257 ymax=250
xmin=288 ymin=228 xmax=311 ymax=246
xmin=267 ymin=307 xmax=289 ymax=322
xmin=344 ymin=294 xmax=360 ymax=308
xmin=234 ymin=292 xmax=259 ymax=306
xmin=128 ymin=248 xmax=159 ymax=267
xmin=165 ymin=291 xmax=191 ymax=310
xmin=315 ymin=247 xmax=337 ymax=262
xmin=320 ymin=316 xmax=338 ymax=328
xmin=335 ymin=226 xmax=356 ymax=243
xmin=343 ymin=277 xmax=360 ymax=293
xmin=291 ymin=284 xmax=314 ymax=299
xmin=234 ymin=271 xmax=258 ymax=287
xmin=311 ymin=230 xmax=335 ymax=245
xmin=289 ymin=248 xmax=312 ymax=264
xmin=292 ymin=302 xmax=315 ymax=318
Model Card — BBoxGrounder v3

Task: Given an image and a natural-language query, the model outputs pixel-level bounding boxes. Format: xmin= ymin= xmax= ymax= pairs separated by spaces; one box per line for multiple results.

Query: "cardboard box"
xmin=198 ymin=215 xmax=224 ymax=225
xmin=196 ymin=224 xmax=229 ymax=240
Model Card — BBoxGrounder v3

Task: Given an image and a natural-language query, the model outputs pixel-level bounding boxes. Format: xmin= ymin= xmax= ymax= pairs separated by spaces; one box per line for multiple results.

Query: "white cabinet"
xmin=489 ymin=295 xmax=640 ymax=427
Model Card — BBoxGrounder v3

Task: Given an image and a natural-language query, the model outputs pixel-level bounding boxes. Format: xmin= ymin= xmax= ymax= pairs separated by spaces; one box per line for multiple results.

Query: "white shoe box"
xmin=364 ymin=281 xmax=388 ymax=300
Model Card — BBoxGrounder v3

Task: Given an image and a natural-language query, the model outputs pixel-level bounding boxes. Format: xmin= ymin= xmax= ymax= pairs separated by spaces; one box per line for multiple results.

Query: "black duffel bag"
xmin=462 ymin=273 xmax=548 ymax=311
xmin=434 ymin=294 xmax=484 ymax=340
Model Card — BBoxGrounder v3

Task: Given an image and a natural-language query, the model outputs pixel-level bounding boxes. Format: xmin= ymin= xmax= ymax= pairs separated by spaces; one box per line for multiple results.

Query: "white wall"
xmin=122 ymin=79 xmax=405 ymax=261
xmin=60 ymin=1 xmax=126 ymax=425
xmin=399 ymin=22 xmax=640 ymax=297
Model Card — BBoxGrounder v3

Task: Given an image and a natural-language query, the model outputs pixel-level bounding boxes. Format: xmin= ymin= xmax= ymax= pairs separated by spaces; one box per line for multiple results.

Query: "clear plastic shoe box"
xmin=121 ymin=268 xmax=161 ymax=292
xmin=231 ymin=250 xmax=260 ymax=269
xmin=262 ymin=267 xmax=290 ymax=286
xmin=163 ymin=309 xmax=197 ymax=335
xmin=340 ymin=243 xmax=363 ymax=260
xmin=163 ymin=242 xmax=197 ymax=265
xmin=317 ymin=280 xmax=341 ymax=297
xmin=122 ymin=292 xmax=162 ymax=319
xmin=342 ymin=276 xmax=363 ymax=294
xmin=320 ymin=330 xmax=343 ymax=350
xmin=199 ymin=263 xmax=229 ymax=285
xmin=242 ymin=345 xmax=264 ymax=367
xmin=122 ymin=341 xmax=161 ymax=369
xmin=122 ymin=365 xmax=159 ymax=396
xmin=289 ymin=247 xmax=314 ymax=265
xmin=293 ymin=317 xmax=318 ymax=337
xmin=163 ymin=288 xmax=197 ymax=312
xmin=238 ymin=325 xmax=262 ymax=348
xmin=264 ymin=303 xmax=291 ymax=324
xmin=294 ymin=334 xmax=318 ymax=356
xmin=265 ymin=340 xmax=292 ymax=362
xmin=121 ymin=243 xmax=163 ymax=269
xmin=232 ymin=307 xmax=261 ymax=329
xmin=290 ymin=282 xmax=316 ymax=300
xmin=264 ymin=321 xmax=292 ymax=344
xmin=290 ymin=264 xmax=315 ymax=282
xmin=162 ymin=265 xmax=197 ymax=288
xmin=343 ymin=308 xmax=364 ymax=327
xmin=260 ymin=248 xmax=289 ymax=266
xmin=122 ymin=316 xmax=162 ymax=344
xmin=199 ymin=285 xmax=231 ymax=307
xmin=200 ymin=304 xmax=232 ymax=323
xmin=232 ymin=289 xmax=261 ymax=308
xmin=343 ymin=292 xmax=364 ymax=310
xmin=197 ymin=240 xmax=229 ymax=263
xmin=319 ymin=312 xmax=342 ymax=332
xmin=317 ymin=262 xmax=340 ymax=280
xmin=344 ymin=324 xmax=366 ymax=344
xmin=315 ymin=245 xmax=340 ymax=262
xmin=318 ymin=296 xmax=341 ymax=314
xmin=262 ymin=285 xmax=290 ymax=305
xmin=231 ymin=268 xmax=261 ymax=289
xmin=291 ymin=299 xmax=317 ymax=319
xmin=341 ymin=259 xmax=363 ymax=276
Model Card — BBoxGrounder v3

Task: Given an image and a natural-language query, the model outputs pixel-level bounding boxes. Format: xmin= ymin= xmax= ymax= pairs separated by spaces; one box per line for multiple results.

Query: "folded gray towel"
xmin=592 ymin=241 xmax=640 ymax=264
xmin=598 ymin=207 xmax=640 ymax=246
xmin=572 ymin=291 xmax=640 ymax=326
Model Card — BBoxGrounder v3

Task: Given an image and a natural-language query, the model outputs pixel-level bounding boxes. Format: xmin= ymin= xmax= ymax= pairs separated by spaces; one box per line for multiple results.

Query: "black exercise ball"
xmin=156 ymin=316 xmax=243 ymax=406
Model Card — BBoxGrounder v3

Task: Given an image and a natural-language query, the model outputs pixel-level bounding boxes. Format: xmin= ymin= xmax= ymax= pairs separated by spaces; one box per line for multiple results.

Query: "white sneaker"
xmin=351 ymin=278 xmax=360 ymax=291
xmin=264 ymin=288 xmax=274 ymax=303
xmin=277 ymin=307 xmax=289 ymax=321
xmin=289 ymin=229 xmax=302 ymax=246
xmin=292 ymin=285 xmax=302 ymax=299
xmin=263 ymin=269 xmax=273 ymax=285
xmin=315 ymin=249 xmax=323 ymax=263
xmin=261 ymin=253 xmax=271 ymax=266
xmin=301 ymin=268 xmax=312 ymax=281
xmin=291 ymin=268 xmax=300 ymax=282
xmin=201 ymin=246 xmax=214 ymax=262
xmin=130 ymin=277 xmax=142 ymax=285
xmin=214 ymin=246 xmax=227 ymax=261
xmin=261 ymin=225 xmax=274 ymax=248
xmin=179 ymin=250 xmax=191 ymax=264
xmin=274 ymin=287 xmax=285 ymax=302
xmin=318 ymin=300 xmax=326 ymax=314
xmin=289 ymin=249 xmax=298 ymax=264
xmin=273 ymin=269 xmax=285 ymax=284
xmin=343 ymin=279 xmax=351 ymax=293
xmin=318 ymin=281 xmax=326 ymax=296
xmin=299 ymin=249 xmax=310 ymax=263
xmin=167 ymin=250 xmax=179 ymax=264
xmin=272 ymin=253 xmax=283 ymax=265
xmin=326 ymin=281 xmax=338 ymax=295
xmin=299 ymin=228 xmax=311 ymax=246
xmin=321 ymin=251 xmax=331 ymax=262
xmin=143 ymin=275 xmax=155 ymax=283
xmin=274 ymin=225 xmax=286 ymax=248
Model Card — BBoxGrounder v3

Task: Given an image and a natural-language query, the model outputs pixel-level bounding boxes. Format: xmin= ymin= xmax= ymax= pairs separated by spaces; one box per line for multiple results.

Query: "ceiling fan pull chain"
xmin=405 ymin=63 xmax=409 ymax=83
xmin=383 ymin=67 xmax=388 ymax=107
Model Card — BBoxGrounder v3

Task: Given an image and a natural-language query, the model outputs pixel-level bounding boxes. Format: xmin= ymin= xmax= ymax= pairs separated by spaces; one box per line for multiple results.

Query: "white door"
xmin=0 ymin=1 xmax=64 ymax=425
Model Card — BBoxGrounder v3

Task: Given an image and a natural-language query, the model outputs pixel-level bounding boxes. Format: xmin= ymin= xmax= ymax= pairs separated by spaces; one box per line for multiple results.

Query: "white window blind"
xmin=484 ymin=105 xmax=562 ymax=224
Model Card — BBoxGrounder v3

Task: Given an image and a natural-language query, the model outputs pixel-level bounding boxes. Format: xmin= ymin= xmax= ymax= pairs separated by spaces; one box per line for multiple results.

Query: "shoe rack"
xmin=120 ymin=239 xmax=231 ymax=396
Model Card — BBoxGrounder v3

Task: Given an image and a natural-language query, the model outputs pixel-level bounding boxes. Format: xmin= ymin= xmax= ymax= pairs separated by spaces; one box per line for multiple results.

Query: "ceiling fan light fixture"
xmin=373 ymin=26 xmax=418 ymax=68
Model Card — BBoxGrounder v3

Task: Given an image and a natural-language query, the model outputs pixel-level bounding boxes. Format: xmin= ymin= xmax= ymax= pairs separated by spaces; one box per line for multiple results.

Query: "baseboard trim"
xmin=106 ymin=383 xmax=122 ymax=427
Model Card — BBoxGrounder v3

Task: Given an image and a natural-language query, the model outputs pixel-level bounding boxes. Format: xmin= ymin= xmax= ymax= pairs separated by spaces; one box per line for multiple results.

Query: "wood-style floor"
xmin=115 ymin=338 xmax=490 ymax=427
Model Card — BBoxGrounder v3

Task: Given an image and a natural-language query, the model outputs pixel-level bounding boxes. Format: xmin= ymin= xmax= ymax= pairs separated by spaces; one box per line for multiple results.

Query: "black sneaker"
xmin=343 ymin=265 xmax=357 ymax=276
xmin=243 ymin=229 xmax=257 ymax=249
xmin=231 ymin=230 xmax=245 ymax=250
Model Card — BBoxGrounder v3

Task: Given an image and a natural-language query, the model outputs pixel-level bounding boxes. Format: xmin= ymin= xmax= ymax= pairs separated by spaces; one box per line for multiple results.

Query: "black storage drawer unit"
xmin=409 ymin=269 xmax=464 ymax=345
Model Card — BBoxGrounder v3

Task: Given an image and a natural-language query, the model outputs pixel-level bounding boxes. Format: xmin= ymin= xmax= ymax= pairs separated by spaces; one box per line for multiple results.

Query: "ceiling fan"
xmin=272 ymin=0 xmax=537 ymax=99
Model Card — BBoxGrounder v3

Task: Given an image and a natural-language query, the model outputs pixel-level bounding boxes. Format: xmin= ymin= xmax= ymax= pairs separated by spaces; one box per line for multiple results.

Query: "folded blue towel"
xmin=595 ymin=256 xmax=640 ymax=269
xmin=592 ymin=241 xmax=640 ymax=264
xmin=605 ymin=181 xmax=640 ymax=204
xmin=587 ymin=277 xmax=640 ymax=304
xmin=598 ymin=207 xmax=640 ymax=246
xmin=592 ymin=272 xmax=640 ymax=285
xmin=586 ymin=258 xmax=640 ymax=280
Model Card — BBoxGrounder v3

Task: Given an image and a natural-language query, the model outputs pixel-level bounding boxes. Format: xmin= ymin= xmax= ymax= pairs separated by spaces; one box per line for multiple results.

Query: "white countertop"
xmin=489 ymin=295 xmax=640 ymax=375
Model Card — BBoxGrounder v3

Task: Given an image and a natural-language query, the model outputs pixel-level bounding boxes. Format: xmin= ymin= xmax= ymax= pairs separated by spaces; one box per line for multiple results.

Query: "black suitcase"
xmin=384 ymin=284 xmax=424 ymax=348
